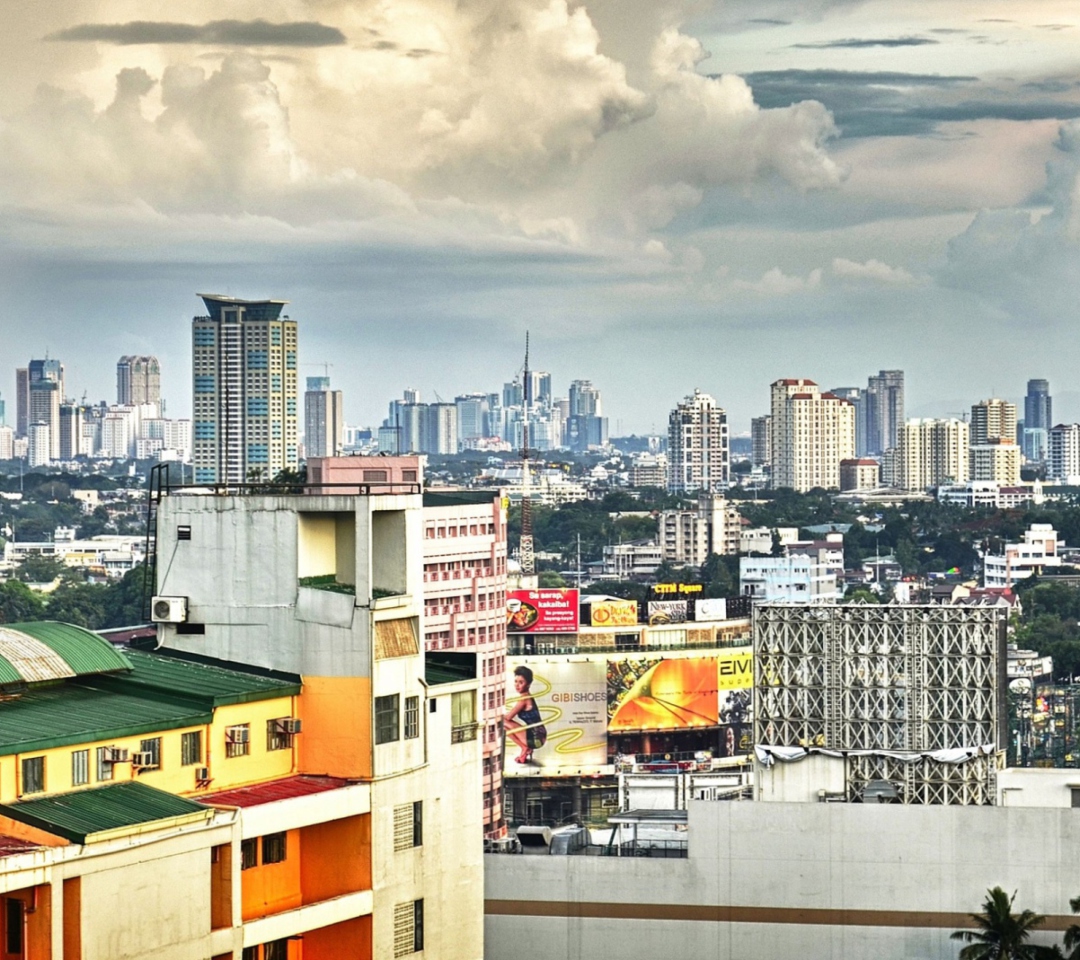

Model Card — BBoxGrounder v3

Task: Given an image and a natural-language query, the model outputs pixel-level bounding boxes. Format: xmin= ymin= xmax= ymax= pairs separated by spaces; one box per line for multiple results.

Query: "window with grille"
xmin=375 ymin=695 xmax=400 ymax=744
xmin=262 ymin=833 xmax=287 ymax=864
xmin=394 ymin=801 xmax=423 ymax=851
xmin=264 ymin=940 xmax=289 ymax=960
xmin=181 ymin=731 xmax=203 ymax=766
xmin=226 ymin=724 xmax=251 ymax=758
xmin=242 ymin=948 xmax=258 ymax=960
xmin=241 ymin=838 xmax=258 ymax=870
xmin=267 ymin=719 xmax=292 ymax=751
xmin=404 ymin=696 xmax=420 ymax=739
xmin=22 ymin=757 xmax=44 ymax=795
xmin=71 ymin=749 xmax=89 ymax=787
xmin=139 ymin=737 xmax=162 ymax=771
xmin=393 ymin=900 xmax=424 ymax=957
xmin=96 ymin=746 xmax=114 ymax=782
xmin=451 ymin=690 xmax=477 ymax=742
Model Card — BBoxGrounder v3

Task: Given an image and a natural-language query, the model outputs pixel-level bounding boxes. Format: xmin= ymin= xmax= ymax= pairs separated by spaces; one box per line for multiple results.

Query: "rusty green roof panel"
xmin=0 ymin=781 xmax=210 ymax=843
xmin=0 ymin=622 xmax=131 ymax=684
xmin=0 ymin=684 xmax=210 ymax=757
xmin=103 ymin=649 xmax=300 ymax=706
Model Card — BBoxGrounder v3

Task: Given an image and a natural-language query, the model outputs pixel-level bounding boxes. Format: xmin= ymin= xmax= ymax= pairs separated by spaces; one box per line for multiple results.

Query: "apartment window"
xmin=413 ymin=800 xmax=423 ymax=847
xmin=394 ymin=801 xmax=423 ymax=851
xmin=451 ymin=690 xmax=477 ymax=743
xmin=375 ymin=694 xmax=400 ymax=744
xmin=242 ymin=949 xmax=258 ymax=960
xmin=241 ymin=838 xmax=258 ymax=870
xmin=21 ymin=757 xmax=44 ymax=795
xmin=1072 ymin=788 xmax=1080 ymax=809
xmin=226 ymin=724 xmax=251 ymax=758
xmin=264 ymin=941 xmax=289 ymax=960
xmin=394 ymin=900 xmax=424 ymax=957
xmin=138 ymin=737 xmax=162 ymax=771
xmin=404 ymin=696 xmax=420 ymax=739
xmin=267 ymin=719 xmax=293 ymax=751
xmin=262 ymin=833 xmax=287 ymax=865
xmin=181 ymin=731 xmax=203 ymax=766
xmin=96 ymin=746 xmax=114 ymax=782
xmin=6 ymin=899 xmax=22 ymax=955
xmin=71 ymin=749 xmax=89 ymax=787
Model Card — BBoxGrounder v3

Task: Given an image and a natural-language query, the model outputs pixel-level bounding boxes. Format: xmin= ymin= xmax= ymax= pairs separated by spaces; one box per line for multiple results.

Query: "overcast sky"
xmin=3 ymin=0 xmax=1080 ymax=434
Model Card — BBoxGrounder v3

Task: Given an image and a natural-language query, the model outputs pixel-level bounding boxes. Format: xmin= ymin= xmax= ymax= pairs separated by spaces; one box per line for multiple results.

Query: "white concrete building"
xmin=1048 ymin=423 xmax=1080 ymax=482
xmin=770 ymin=379 xmax=855 ymax=492
xmin=983 ymin=522 xmax=1064 ymax=588
xmin=667 ymin=389 xmax=729 ymax=493
xmin=660 ymin=495 xmax=741 ymax=567
xmin=739 ymin=555 xmax=839 ymax=604
xmin=27 ymin=422 xmax=50 ymax=467
xmin=970 ymin=440 xmax=1022 ymax=484
xmin=899 ymin=417 xmax=969 ymax=490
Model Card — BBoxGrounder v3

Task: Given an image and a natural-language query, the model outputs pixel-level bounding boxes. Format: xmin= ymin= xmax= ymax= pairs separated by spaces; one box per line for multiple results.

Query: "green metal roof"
xmin=0 ymin=781 xmax=211 ymax=843
xmin=0 ymin=684 xmax=211 ymax=757
xmin=0 ymin=622 xmax=131 ymax=686
xmin=110 ymin=650 xmax=301 ymax=706
xmin=426 ymin=652 xmax=476 ymax=686
xmin=423 ymin=490 xmax=500 ymax=508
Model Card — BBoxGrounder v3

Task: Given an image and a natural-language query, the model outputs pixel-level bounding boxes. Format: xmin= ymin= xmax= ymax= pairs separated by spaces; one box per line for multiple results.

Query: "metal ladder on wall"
xmin=141 ymin=462 xmax=170 ymax=621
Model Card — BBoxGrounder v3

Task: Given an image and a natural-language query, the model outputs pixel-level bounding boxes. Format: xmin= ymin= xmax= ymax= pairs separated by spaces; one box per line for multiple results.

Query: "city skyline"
xmin=3 ymin=4 xmax=1080 ymax=432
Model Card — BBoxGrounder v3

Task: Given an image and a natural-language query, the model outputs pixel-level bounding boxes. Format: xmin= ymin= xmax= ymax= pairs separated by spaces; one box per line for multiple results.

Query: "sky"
xmin=2 ymin=1 xmax=1080 ymax=435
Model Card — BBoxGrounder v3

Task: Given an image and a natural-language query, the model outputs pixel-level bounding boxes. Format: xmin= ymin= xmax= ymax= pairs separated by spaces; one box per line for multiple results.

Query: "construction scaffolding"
xmin=754 ymin=605 xmax=1006 ymax=804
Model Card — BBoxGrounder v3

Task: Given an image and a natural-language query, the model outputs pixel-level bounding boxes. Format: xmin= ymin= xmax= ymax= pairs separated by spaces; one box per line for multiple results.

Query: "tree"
xmin=0 ymin=580 xmax=46 ymax=624
xmin=1063 ymin=895 xmax=1080 ymax=960
xmin=538 ymin=570 xmax=568 ymax=589
xmin=14 ymin=554 xmax=66 ymax=584
xmin=950 ymin=887 xmax=1057 ymax=960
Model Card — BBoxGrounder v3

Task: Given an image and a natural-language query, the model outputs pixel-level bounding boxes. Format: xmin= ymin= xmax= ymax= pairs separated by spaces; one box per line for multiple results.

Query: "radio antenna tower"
xmin=519 ymin=332 xmax=535 ymax=576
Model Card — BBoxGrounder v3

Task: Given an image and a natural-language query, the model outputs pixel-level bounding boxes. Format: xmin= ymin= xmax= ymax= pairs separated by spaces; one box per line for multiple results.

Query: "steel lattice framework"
xmin=754 ymin=605 xmax=1006 ymax=804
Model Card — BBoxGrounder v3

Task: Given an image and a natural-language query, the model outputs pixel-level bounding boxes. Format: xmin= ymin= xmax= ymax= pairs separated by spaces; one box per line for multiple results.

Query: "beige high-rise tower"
xmin=900 ymin=418 xmax=970 ymax=490
xmin=770 ymin=379 xmax=855 ymax=492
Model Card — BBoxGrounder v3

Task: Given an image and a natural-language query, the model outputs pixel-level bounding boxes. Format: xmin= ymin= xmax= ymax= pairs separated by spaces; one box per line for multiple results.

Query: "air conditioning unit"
xmin=104 ymin=747 xmax=129 ymax=763
xmin=195 ymin=767 xmax=211 ymax=781
xmin=227 ymin=727 xmax=250 ymax=744
xmin=277 ymin=718 xmax=302 ymax=735
xmin=131 ymin=751 xmax=155 ymax=768
xmin=151 ymin=596 xmax=188 ymax=623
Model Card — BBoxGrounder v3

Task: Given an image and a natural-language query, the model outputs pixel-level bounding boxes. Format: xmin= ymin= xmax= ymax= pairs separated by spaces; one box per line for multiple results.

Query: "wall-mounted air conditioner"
xmin=277 ymin=718 xmax=303 ymax=735
xmin=104 ymin=747 xmax=129 ymax=763
xmin=195 ymin=767 xmax=210 ymax=781
xmin=131 ymin=751 xmax=155 ymax=768
xmin=151 ymin=596 xmax=188 ymax=623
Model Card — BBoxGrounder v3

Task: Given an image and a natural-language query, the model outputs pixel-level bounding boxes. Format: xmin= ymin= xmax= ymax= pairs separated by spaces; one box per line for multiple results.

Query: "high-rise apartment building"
xmin=970 ymin=398 xmax=1017 ymax=445
xmin=14 ymin=367 xmax=29 ymax=437
xmin=751 ymin=415 xmax=772 ymax=467
xmin=304 ymin=376 xmax=344 ymax=458
xmin=770 ymin=380 xmax=854 ymax=492
xmin=667 ymin=389 xmax=730 ymax=493
xmin=1049 ymin=424 xmax=1080 ymax=482
xmin=19 ymin=358 xmax=64 ymax=453
xmin=864 ymin=370 xmax=904 ymax=456
xmin=116 ymin=355 xmax=161 ymax=407
xmin=191 ymin=294 xmax=299 ymax=484
xmin=567 ymin=379 xmax=607 ymax=453
xmin=829 ymin=387 xmax=867 ymax=455
xmin=29 ymin=379 xmax=61 ymax=462
xmin=899 ymin=418 xmax=969 ymax=490
xmin=970 ymin=440 xmax=1022 ymax=484
xmin=660 ymin=493 xmax=741 ymax=566
xmin=456 ymin=393 xmax=492 ymax=442
xmin=1023 ymin=379 xmax=1052 ymax=462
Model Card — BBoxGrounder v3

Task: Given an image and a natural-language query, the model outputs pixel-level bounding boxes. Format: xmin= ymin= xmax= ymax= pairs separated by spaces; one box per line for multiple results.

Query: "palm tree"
xmin=950 ymin=887 xmax=1058 ymax=960
xmin=1061 ymin=895 xmax=1080 ymax=959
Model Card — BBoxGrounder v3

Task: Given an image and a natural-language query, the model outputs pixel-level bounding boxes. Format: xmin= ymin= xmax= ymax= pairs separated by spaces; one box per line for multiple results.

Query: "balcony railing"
xmin=452 ymin=723 xmax=479 ymax=743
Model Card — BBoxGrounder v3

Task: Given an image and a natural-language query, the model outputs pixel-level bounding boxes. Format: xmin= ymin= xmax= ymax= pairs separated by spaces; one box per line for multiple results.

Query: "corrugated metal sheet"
xmin=0 ymin=781 xmax=210 ymax=843
xmin=114 ymin=650 xmax=301 ymax=706
xmin=375 ymin=618 xmax=418 ymax=660
xmin=201 ymin=775 xmax=351 ymax=808
xmin=7 ymin=621 xmax=131 ymax=678
xmin=0 ymin=684 xmax=211 ymax=757
xmin=0 ymin=627 xmax=76 ymax=683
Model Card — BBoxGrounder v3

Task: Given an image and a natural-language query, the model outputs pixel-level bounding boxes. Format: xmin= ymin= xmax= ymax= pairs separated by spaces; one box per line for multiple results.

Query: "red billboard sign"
xmin=506 ymin=589 xmax=580 ymax=633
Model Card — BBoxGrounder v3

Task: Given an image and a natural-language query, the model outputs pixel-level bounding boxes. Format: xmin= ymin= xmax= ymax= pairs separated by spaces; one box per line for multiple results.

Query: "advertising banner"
xmin=588 ymin=600 xmax=638 ymax=628
xmin=607 ymin=656 xmax=719 ymax=732
xmin=503 ymin=659 xmax=607 ymax=774
xmin=506 ymin=589 xmax=580 ymax=633
xmin=694 ymin=597 xmax=727 ymax=622
xmin=647 ymin=601 xmax=688 ymax=625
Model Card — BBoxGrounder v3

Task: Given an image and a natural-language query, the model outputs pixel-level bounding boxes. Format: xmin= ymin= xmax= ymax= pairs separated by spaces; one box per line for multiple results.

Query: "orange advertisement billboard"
xmin=588 ymin=600 xmax=638 ymax=627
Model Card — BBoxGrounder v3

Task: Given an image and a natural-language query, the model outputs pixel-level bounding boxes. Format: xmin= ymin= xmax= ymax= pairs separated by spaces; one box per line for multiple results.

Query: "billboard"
xmin=694 ymin=598 xmax=727 ymax=622
xmin=587 ymin=600 xmax=638 ymax=627
xmin=647 ymin=601 xmax=688 ymax=625
xmin=503 ymin=660 xmax=607 ymax=774
xmin=506 ymin=589 xmax=579 ymax=633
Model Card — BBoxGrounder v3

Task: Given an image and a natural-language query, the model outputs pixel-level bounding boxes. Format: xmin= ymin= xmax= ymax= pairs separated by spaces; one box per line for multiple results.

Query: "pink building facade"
xmin=422 ymin=490 xmax=509 ymax=838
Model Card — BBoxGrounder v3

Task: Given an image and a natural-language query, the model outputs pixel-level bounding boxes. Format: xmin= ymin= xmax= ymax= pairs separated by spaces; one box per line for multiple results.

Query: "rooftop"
xmin=197 ymin=294 xmax=289 ymax=323
xmin=201 ymin=775 xmax=352 ymax=808
xmin=0 ymin=781 xmax=211 ymax=844
xmin=0 ymin=621 xmax=131 ymax=687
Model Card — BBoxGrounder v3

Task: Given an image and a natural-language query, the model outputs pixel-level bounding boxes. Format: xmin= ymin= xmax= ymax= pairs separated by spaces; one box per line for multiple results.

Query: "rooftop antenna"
xmin=520 ymin=332 xmax=535 ymax=576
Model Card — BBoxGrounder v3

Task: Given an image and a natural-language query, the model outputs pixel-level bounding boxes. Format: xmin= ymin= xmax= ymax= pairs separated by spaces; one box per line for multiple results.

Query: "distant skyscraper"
xmin=751 ymin=415 xmax=772 ymax=467
xmin=14 ymin=368 xmax=28 ymax=438
xmin=192 ymin=294 xmax=299 ymax=484
xmin=456 ymin=393 xmax=491 ymax=442
xmin=304 ymin=376 xmax=344 ymax=459
xmin=567 ymin=379 xmax=607 ymax=452
xmin=1023 ymin=379 xmax=1052 ymax=462
xmin=864 ymin=370 xmax=904 ymax=456
xmin=770 ymin=380 xmax=854 ymax=492
xmin=29 ymin=380 xmax=60 ymax=461
xmin=970 ymin=398 xmax=1017 ymax=445
xmin=117 ymin=356 xmax=161 ymax=408
xmin=667 ymin=389 xmax=729 ymax=493
xmin=829 ymin=386 xmax=867 ymax=456
xmin=899 ymin=418 xmax=969 ymax=490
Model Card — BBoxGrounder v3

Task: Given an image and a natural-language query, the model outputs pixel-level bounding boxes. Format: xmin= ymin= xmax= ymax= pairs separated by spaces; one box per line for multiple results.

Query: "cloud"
xmin=45 ymin=19 xmax=348 ymax=47
xmin=792 ymin=36 xmax=939 ymax=49
xmin=748 ymin=19 xmax=791 ymax=26
xmin=831 ymin=257 xmax=915 ymax=283
xmin=733 ymin=266 xmax=822 ymax=295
